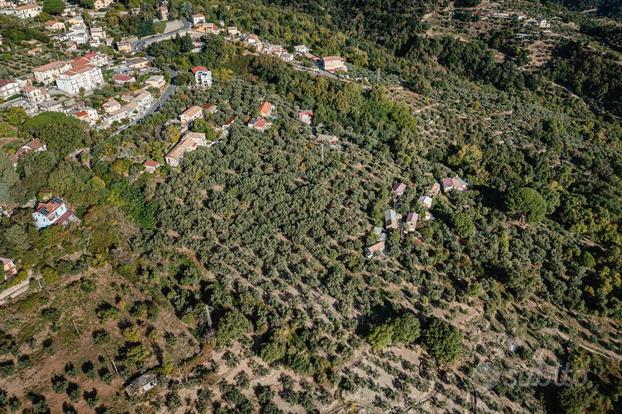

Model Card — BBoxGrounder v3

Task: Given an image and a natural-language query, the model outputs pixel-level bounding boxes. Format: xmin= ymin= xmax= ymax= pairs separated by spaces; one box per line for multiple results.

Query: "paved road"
xmin=110 ymin=82 xmax=177 ymax=137
xmin=291 ymin=62 xmax=373 ymax=90
xmin=132 ymin=19 xmax=192 ymax=51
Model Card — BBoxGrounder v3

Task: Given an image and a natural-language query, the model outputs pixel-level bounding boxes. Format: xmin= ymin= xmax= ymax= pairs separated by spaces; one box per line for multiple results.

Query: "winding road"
xmin=132 ymin=19 xmax=193 ymax=52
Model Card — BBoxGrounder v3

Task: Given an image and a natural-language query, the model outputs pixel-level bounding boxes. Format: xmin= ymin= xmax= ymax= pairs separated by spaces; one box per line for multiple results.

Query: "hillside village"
xmin=1 ymin=0 xmax=622 ymax=413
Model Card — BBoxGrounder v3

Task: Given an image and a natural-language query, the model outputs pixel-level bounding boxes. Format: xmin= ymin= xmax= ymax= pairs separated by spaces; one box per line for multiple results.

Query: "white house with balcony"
xmin=191 ymin=66 xmax=212 ymax=88
xmin=32 ymin=197 xmax=77 ymax=229
xmin=56 ymin=64 xmax=104 ymax=95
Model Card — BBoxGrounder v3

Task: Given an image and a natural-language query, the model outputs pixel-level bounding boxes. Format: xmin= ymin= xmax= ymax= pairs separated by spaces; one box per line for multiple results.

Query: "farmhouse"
xmin=178 ymin=106 xmax=204 ymax=125
xmin=165 ymin=132 xmax=208 ymax=167
xmin=143 ymin=160 xmax=160 ymax=173
xmin=12 ymin=139 xmax=47 ymax=164
xmin=321 ymin=56 xmax=347 ymax=72
xmin=441 ymin=176 xmax=468 ymax=192
xmin=247 ymin=117 xmax=272 ymax=132
xmin=365 ymin=241 xmax=385 ymax=259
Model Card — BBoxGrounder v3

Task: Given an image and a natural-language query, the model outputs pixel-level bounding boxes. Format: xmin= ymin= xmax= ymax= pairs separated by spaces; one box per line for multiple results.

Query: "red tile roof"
xmin=26 ymin=139 xmax=45 ymax=151
xmin=191 ymin=66 xmax=208 ymax=74
xmin=258 ymin=101 xmax=272 ymax=116
xmin=35 ymin=199 xmax=63 ymax=218
xmin=143 ymin=160 xmax=160 ymax=168
xmin=252 ymin=117 xmax=268 ymax=129
xmin=113 ymin=74 xmax=135 ymax=82
xmin=0 ymin=79 xmax=17 ymax=88
xmin=33 ymin=60 xmax=68 ymax=73
xmin=55 ymin=209 xmax=76 ymax=226
xmin=202 ymin=103 xmax=217 ymax=112
xmin=223 ymin=115 xmax=237 ymax=126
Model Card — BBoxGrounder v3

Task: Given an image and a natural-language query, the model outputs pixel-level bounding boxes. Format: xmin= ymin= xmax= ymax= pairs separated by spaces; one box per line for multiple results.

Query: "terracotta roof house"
xmin=247 ymin=117 xmax=272 ymax=132
xmin=195 ymin=22 xmax=219 ymax=34
xmin=44 ymin=19 xmax=65 ymax=31
xmin=179 ymin=106 xmax=204 ymax=125
xmin=441 ymin=176 xmax=468 ymax=193
xmin=385 ymin=209 xmax=398 ymax=230
xmin=191 ymin=13 xmax=205 ymax=25
xmin=365 ymin=241 xmax=385 ymax=259
xmin=112 ymin=74 xmax=136 ymax=84
xmin=56 ymin=64 xmax=104 ymax=95
xmin=73 ymin=108 xmax=99 ymax=126
xmin=11 ymin=139 xmax=47 ymax=164
xmin=202 ymin=103 xmax=217 ymax=114
xmin=32 ymin=197 xmax=78 ymax=229
xmin=244 ymin=34 xmax=260 ymax=46
xmin=102 ymin=97 xmax=121 ymax=113
xmin=392 ymin=182 xmax=407 ymax=197
xmin=165 ymin=132 xmax=208 ymax=167
xmin=22 ymin=85 xmax=50 ymax=104
xmin=222 ymin=115 xmax=237 ymax=129
xmin=321 ymin=56 xmax=347 ymax=73
xmin=258 ymin=101 xmax=274 ymax=117
xmin=32 ymin=60 xmax=72 ymax=84
xmin=191 ymin=66 xmax=212 ymax=88
xmin=143 ymin=160 xmax=160 ymax=173
xmin=266 ymin=44 xmax=284 ymax=56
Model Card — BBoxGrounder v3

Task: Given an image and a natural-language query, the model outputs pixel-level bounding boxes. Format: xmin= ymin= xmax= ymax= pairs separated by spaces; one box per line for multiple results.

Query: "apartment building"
xmin=56 ymin=64 xmax=104 ymax=95
xmin=33 ymin=61 xmax=72 ymax=84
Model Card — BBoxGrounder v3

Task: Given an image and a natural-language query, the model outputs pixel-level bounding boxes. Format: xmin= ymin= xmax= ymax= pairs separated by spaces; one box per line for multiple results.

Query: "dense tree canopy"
xmin=23 ymin=112 xmax=87 ymax=156
xmin=505 ymin=187 xmax=548 ymax=222
xmin=42 ymin=0 xmax=66 ymax=15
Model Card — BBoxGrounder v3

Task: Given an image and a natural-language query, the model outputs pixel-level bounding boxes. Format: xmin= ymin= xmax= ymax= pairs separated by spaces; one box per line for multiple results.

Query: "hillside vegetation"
xmin=1 ymin=0 xmax=621 ymax=413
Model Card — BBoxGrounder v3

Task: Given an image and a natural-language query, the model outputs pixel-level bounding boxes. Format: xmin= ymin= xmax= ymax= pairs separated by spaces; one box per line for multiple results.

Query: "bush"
xmin=421 ymin=318 xmax=463 ymax=364
xmin=366 ymin=313 xmax=420 ymax=350
xmin=451 ymin=213 xmax=475 ymax=239
xmin=43 ymin=0 xmax=65 ymax=14
xmin=505 ymin=187 xmax=547 ymax=222
xmin=51 ymin=374 xmax=68 ymax=393
xmin=215 ymin=310 xmax=251 ymax=347
xmin=23 ymin=112 xmax=86 ymax=156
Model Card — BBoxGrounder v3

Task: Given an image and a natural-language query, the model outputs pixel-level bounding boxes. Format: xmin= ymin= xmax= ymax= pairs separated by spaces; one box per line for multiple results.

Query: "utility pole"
xmin=105 ymin=349 xmax=120 ymax=376
xmin=71 ymin=318 xmax=80 ymax=336
xmin=204 ymin=304 xmax=213 ymax=332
